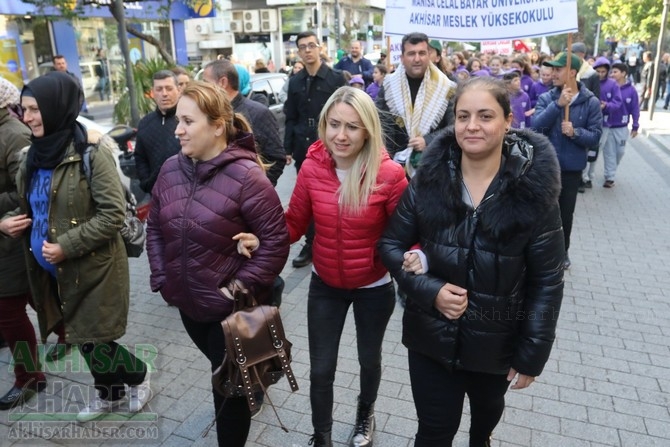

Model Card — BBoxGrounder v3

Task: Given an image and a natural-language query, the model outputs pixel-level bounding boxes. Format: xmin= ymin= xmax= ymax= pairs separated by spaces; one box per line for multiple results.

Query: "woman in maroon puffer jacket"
xmin=146 ymin=81 xmax=289 ymax=447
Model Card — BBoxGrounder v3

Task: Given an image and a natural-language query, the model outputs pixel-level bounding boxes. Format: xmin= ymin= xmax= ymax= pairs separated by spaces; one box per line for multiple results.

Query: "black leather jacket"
xmin=231 ymin=93 xmax=285 ymax=186
xmin=283 ymin=63 xmax=346 ymax=167
xmin=379 ymin=129 xmax=564 ymax=377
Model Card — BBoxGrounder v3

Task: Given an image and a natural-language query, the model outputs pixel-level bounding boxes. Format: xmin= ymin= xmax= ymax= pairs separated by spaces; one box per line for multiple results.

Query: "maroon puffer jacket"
xmin=146 ymin=132 xmax=289 ymax=322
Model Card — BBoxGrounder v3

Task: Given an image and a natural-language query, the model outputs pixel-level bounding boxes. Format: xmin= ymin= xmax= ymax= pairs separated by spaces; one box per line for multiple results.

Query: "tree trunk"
xmin=107 ymin=3 xmax=175 ymax=66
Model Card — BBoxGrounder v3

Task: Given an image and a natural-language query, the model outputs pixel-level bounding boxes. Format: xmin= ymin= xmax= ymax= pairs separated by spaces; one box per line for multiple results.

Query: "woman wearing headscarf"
xmin=12 ymin=71 xmax=150 ymax=422
xmin=0 ymin=77 xmax=47 ymax=410
xmin=235 ymin=64 xmax=269 ymax=106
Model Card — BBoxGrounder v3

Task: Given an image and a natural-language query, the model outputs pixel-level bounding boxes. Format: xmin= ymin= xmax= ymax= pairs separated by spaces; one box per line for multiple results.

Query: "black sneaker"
xmin=0 ymin=381 xmax=47 ymax=411
xmin=563 ymin=254 xmax=571 ymax=270
xmin=292 ymin=244 xmax=312 ymax=268
xmin=584 ymin=180 xmax=593 ymax=189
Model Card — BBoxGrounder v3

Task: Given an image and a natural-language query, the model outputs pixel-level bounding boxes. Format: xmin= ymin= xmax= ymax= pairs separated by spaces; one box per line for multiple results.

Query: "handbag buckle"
xmin=236 ymin=355 xmax=247 ymax=365
xmin=273 ymin=339 xmax=283 ymax=349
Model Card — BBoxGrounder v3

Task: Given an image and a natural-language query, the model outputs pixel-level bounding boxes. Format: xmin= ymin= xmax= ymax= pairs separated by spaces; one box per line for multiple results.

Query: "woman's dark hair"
xmin=511 ymin=57 xmax=533 ymax=76
xmin=453 ymin=77 xmax=511 ymax=118
xmin=466 ymin=57 xmax=482 ymax=73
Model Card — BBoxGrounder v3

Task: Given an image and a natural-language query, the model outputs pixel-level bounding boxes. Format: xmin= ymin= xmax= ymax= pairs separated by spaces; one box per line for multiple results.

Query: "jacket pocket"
xmin=402 ymin=300 xmax=459 ymax=370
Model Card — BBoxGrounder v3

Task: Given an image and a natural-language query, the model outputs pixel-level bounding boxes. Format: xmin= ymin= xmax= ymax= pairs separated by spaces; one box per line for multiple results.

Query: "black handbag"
xmin=211 ymin=280 xmax=298 ymax=430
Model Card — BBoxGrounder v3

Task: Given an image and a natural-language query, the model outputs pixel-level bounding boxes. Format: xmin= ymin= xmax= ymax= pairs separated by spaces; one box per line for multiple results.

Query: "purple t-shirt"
xmin=510 ymin=90 xmax=532 ymax=129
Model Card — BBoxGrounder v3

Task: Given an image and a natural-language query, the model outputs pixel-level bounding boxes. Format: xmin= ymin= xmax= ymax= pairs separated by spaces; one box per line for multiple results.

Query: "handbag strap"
xmin=261 ymin=306 xmax=298 ymax=392
xmin=226 ymin=307 xmax=297 ymax=433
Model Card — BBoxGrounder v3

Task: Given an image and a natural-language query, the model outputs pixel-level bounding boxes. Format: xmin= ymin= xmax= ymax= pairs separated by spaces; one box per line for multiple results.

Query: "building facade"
xmin=184 ymin=0 xmax=385 ymax=72
xmin=0 ymin=0 xmax=190 ymax=92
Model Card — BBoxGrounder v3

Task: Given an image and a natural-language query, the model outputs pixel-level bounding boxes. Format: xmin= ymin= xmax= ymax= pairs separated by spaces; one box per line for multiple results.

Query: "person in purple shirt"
xmin=604 ymin=63 xmax=640 ymax=186
xmin=529 ymin=65 xmax=554 ymax=109
xmin=587 ymin=57 xmax=624 ymax=188
xmin=504 ymin=70 xmax=532 ymax=129
xmin=488 ymin=55 xmax=505 ymax=79
xmin=510 ymin=57 xmax=534 ymax=95
xmin=365 ymin=64 xmax=387 ymax=100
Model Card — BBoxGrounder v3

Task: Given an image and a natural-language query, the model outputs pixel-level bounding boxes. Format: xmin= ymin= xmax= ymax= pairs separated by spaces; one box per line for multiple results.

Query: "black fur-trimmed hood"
xmin=414 ymin=127 xmax=561 ymax=242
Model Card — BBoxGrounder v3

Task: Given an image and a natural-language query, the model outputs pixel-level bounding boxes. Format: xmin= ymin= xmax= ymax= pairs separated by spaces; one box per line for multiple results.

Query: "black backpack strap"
xmin=82 ymin=144 xmax=96 ymax=185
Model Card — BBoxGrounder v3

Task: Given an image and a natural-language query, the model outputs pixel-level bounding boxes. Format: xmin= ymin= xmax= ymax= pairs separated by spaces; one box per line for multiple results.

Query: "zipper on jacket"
xmin=180 ymin=173 xmax=199 ymax=300
xmin=336 ymin=203 xmax=345 ymax=286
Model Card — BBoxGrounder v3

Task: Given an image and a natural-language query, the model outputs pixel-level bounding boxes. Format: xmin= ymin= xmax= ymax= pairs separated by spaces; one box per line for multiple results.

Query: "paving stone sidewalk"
xmin=1 ymin=107 xmax=669 ymax=447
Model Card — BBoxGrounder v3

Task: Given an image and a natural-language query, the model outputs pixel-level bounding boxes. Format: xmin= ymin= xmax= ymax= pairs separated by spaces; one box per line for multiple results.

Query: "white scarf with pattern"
xmin=383 ymin=63 xmax=456 ymax=138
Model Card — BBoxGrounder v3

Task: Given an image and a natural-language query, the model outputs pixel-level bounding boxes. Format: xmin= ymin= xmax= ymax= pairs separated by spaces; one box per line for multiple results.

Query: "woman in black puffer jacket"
xmin=378 ymin=77 xmax=565 ymax=447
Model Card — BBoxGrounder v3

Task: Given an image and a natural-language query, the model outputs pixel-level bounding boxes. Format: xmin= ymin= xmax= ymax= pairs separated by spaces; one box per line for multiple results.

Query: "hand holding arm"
xmin=232 ymin=232 xmax=260 ymax=259
xmin=402 ymin=250 xmax=428 ymax=274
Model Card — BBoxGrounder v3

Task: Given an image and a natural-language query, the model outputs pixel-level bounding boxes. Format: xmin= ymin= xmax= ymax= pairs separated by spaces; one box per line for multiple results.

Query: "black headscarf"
xmin=21 ymin=71 xmax=88 ymax=195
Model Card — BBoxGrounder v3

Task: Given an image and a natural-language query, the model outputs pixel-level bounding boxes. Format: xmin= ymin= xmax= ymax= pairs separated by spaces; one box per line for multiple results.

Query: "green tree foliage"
xmin=25 ymin=0 xmax=206 ymax=65
xmin=113 ymin=58 xmax=171 ymax=125
xmin=542 ymin=0 xmax=602 ymax=55
xmin=598 ymin=0 xmax=664 ymax=45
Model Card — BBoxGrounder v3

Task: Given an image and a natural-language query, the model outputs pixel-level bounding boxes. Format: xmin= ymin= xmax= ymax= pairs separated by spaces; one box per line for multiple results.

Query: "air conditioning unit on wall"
xmin=195 ymin=23 xmax=209 ymax=35
xmin=230 ymin=20 xmax=243 ymax=33
xmin=243 ymin=10 xmax=260 ymax=33
xmin=260 ymin=9 xmax=278 ymax=32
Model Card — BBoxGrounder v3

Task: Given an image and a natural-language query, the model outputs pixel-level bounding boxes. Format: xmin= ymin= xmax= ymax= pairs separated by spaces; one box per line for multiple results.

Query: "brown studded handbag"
xmin=211 ymin=280 xmax=298 ymax=428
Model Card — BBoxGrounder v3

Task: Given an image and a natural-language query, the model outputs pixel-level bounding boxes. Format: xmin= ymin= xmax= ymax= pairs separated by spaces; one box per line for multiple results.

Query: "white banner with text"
xmin=384 ymin=0 xmax=578 ymax=41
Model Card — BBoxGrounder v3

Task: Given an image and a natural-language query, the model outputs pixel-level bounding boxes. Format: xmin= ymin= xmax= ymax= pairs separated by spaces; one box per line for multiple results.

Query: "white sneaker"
xmin=77 ymin=395 xmax=125 ymax=422
xmin=128 ymin=372 xmax=151 ymax=413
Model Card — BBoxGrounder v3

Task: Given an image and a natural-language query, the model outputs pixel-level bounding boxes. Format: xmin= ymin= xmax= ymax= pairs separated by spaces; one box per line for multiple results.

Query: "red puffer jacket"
xmin=285 ymin=140 xmax=407 ymax=289
xmin=146 ymin=132 xmax=289 ymax=322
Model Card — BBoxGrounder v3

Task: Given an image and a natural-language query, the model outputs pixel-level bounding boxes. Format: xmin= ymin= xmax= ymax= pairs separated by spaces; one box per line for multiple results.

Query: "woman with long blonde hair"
xmin=293 ymin=86 xmax=408 ymax=447
xmin=239 ymin=86 xmax=407 ymax=447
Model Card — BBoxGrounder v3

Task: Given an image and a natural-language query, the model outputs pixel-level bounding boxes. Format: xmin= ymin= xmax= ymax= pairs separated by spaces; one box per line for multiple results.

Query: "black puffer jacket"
xmin=230 ymin=93 xmax=285 ymax=186
xmin=378 ymin=128 xmax=564 ymax=377
xmin=134 ymin=106 xmax=181 ymax=193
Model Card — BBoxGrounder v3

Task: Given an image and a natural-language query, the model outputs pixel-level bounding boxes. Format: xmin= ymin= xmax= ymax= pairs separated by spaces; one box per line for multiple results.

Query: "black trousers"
xmin=558 ymin=171 xmax=582 ymax=252
xmin=180 ymin=311 xmax=250 ymax=447
xmin=79 ymin=341 xmax=147 ymax=401
xmin=307 ymin=274 xmax=396 ymax=432
xmin=409 ymin=350 xmax=510 ymax=447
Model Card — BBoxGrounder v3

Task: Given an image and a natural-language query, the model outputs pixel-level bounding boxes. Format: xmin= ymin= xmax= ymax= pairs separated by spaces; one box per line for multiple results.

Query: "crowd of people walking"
xmin=2 ymin=28 xmax=664 ymax=447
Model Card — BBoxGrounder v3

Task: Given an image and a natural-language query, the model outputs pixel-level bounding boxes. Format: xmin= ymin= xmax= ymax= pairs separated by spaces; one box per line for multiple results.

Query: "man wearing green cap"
xmin=531 ymin=52 xmax=602 ymax=270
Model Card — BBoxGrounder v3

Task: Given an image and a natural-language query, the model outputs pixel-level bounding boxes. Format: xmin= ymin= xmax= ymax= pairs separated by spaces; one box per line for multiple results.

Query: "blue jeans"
xmin=307 ymin=273 xmax=396 ymax=432
xmin=409 ymin=350 xmax=510 ymax=447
